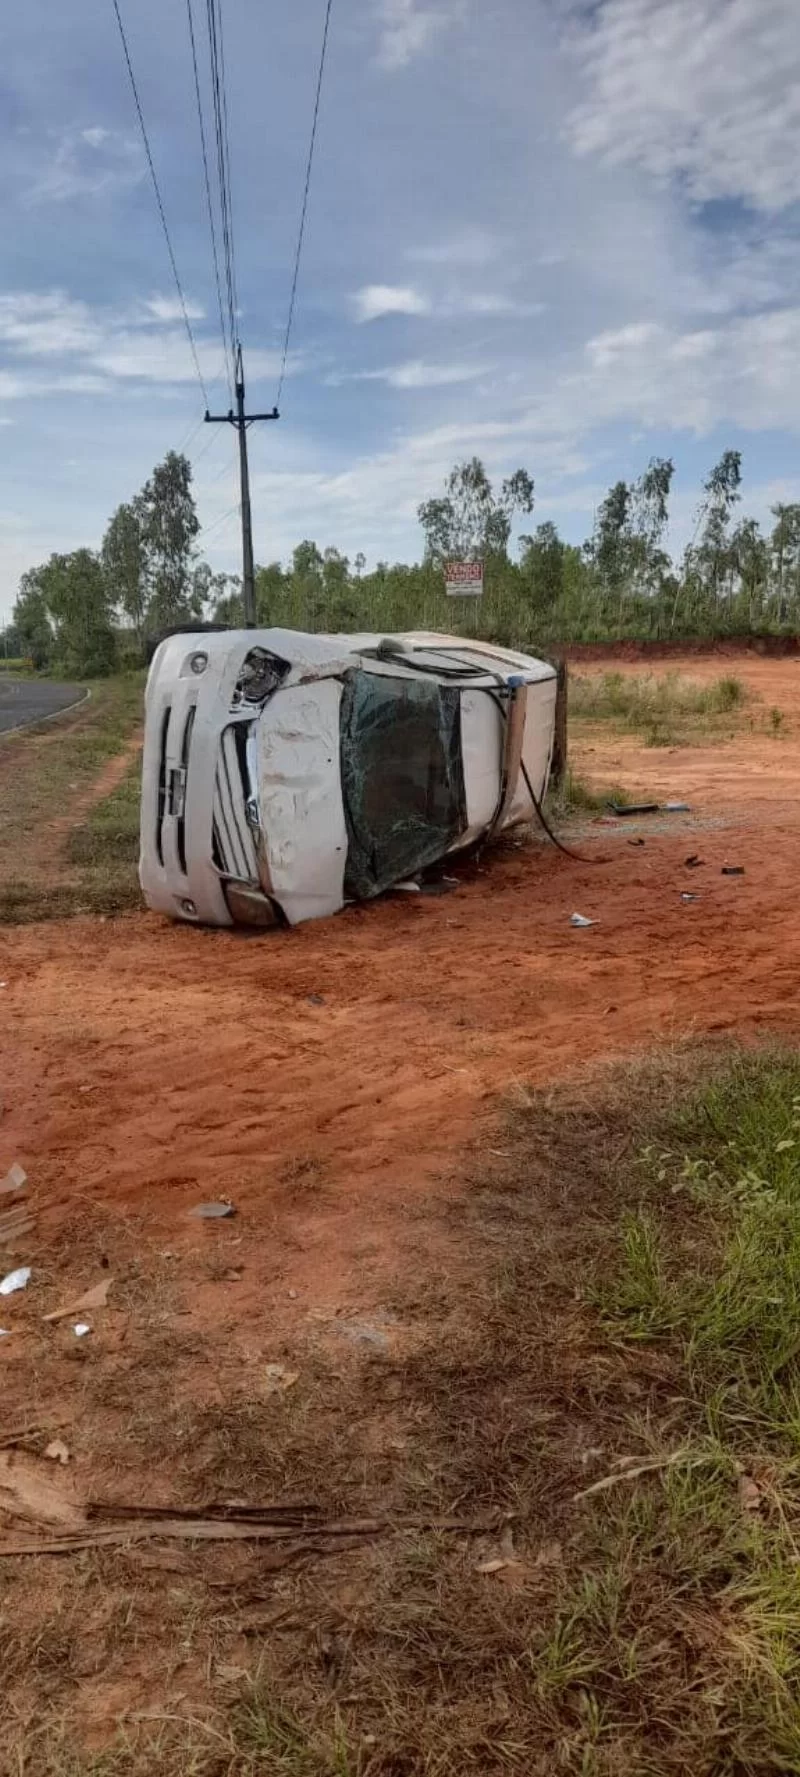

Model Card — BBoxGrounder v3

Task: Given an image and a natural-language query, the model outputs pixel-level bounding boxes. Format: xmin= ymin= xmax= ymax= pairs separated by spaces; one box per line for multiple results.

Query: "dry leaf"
xmin=43 ymin=1278 xmax=113 ymax=1323
xmin=475 ymin=1557 xmax=515 ymax=1575
xmin=263 ymin=1364 xmax=300 ymax=1395
xmin=44 ymin=1440 xmax=70 ymax=1466
xmin=738 ymin=1474 xmax=762 ymax=1513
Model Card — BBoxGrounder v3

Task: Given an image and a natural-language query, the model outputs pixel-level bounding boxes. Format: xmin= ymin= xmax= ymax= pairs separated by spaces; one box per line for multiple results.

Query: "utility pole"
xmin=205 ymin=343 xmax=279 ymax=626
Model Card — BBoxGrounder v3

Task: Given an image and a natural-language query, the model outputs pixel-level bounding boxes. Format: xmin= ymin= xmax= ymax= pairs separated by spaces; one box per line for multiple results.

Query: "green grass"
xmin=0 ymin=672 xmax=144 ymax=922
xmin=7 ymin=1045 xmax=800 ymax=1775
xmin=570 ymin=668 xmax=748 ymax=746
xmin=548 ymin=766 xmax=632 ymax=817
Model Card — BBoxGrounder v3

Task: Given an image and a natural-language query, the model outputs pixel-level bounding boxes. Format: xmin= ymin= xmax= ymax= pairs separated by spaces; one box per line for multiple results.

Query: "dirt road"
xmin=1 ymin=653 xmax=799 ymax=1326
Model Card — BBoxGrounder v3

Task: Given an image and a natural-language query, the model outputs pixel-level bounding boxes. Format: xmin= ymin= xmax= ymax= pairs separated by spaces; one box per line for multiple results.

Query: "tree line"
xmin=5 ymin=446 xmax=800 ymax=674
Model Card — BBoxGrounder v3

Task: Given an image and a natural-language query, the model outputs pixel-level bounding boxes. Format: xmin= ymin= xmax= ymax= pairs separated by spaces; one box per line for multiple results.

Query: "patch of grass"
xmin=549 ymin=766 xmax=631 ymax=817
xmin=571 ymin=668 xmax=748 ymax=744
xmin=0 ymin=673 xmax=144 ymax=923
xmin=8 ymin=1046 xmax=800 ymax=1775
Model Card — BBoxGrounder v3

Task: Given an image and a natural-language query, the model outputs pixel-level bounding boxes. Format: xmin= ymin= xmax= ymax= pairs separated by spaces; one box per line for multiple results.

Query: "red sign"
xmin=444 ymin=560 xmax=484 ymax=597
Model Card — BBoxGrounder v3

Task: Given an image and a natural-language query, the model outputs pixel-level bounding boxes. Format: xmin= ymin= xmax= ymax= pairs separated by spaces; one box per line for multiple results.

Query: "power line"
xmin=205 ymin=0 xmax=238 ymax=355
xmin=276 ymin=0 xmax=334 ymax=407
xmin=197 ymin=499 xmax=240 ymax=544
xmin=186 ymin=0 xmax=233 ymax=396
xmin=110 ymin=0 xmax=209 ymax=407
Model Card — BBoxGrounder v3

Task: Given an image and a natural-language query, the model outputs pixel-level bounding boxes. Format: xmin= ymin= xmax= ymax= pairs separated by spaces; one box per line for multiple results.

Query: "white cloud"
xmin=0 ymin=291 xmax=95 ymax=356
xmin=409 ymin=228 xmax=499 ymax=268
xmin=567 ymin=0 xmax=800 ymax=211
xmin=27 ymin=126 xmax=144 ymax=205
xmin=351 ymin=283 xmax=542 ymax=323
xmin=0 ymin=289 xmax=296 ymax=398
xmin=530 ymin=306 xmax=800 ymax=437
xmin=333 ymin=359 xmax=492 ymax=389
xmin=374 ymin=0 xmax=456 ymax=71
xmin=352 ymin=284 xmax=431 ymax=321
xmin=141 ymin=295 xmax=206 ymax=325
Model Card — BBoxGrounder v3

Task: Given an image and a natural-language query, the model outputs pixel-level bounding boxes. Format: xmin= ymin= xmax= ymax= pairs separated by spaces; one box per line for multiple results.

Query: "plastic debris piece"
xmin=393 ymin=880 xmax=421 ymax=893
xmin=475 ymin=1556 xmax=518 ymax=1575
xmin=0 ymin=1329 xmax=9 ymax=1338
xmin=73 ymin=1323 xmax=91 ymax=1338
xmin=722 ymin=865 xmax=745 ymax=876
xmin=607 ymin=801 xmax=658 ymax=817
xmin=0 ymin=1163 xmax=27 ymax=1196
xmin=684 ymin=855 xmax=703 ymax=868
xmin=307 ymin=994 xmax=325 ymax=1006
xmin=627 ymin=836 xmax=645 ymax=847
xmin=189 ymin=1202 xmax=236 ymax=1219
xmin=45 ymin=1439 xmax=70 ymax=1465
xmin=664 ymin=801 xmax=691 ymax=813
xmin=0 ymin=1267 xmax=30 ymax=1296
xmin=570 ymin=913 xmax=595 ymax=928
xmin=680 ymin=893 xmax=700 ymax=903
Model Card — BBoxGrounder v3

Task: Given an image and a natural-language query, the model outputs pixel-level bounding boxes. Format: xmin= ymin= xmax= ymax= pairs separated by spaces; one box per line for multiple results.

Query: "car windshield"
xmin=340 ymin=669 xmax=467 ymax=897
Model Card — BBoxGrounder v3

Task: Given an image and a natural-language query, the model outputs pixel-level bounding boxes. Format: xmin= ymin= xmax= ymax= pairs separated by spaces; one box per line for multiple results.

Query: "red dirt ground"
xmin=1 ymin=653 xmax=799 ymax=1344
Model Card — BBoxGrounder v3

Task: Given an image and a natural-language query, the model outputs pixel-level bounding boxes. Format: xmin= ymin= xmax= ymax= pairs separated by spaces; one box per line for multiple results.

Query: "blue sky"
xmin=1 ymin=0 xmax=799 ymax=618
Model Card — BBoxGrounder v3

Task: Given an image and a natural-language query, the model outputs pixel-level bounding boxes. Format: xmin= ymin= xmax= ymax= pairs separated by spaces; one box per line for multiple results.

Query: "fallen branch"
xmin=0 ymin=1508 xmax=510 ymax=1560
xmin=573 ymin=1448 xmax=718 ymax=1502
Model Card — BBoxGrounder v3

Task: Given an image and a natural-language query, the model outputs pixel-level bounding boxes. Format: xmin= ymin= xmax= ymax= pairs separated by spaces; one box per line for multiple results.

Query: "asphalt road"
xmin=0 ymin=676 xmax=86 ymax=734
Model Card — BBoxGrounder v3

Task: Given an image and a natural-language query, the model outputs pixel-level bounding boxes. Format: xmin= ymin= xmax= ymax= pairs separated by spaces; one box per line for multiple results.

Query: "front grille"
xmin=212 ymin=725 xmax=259 ymax=882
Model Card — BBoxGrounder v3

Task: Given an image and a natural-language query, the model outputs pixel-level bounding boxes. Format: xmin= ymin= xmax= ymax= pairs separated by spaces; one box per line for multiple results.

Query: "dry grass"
xmin=5 ymin=1044 xmax=800 ymax=1773
xmin=570 ymin=668 xmax=748 ymax=747
xmin=0 ymin=673 xmax=143 ymax=922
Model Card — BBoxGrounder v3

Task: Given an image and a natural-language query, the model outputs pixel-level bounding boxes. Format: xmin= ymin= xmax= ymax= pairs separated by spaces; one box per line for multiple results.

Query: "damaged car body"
xmin=139 ymin=628 xmax=558 ymax=928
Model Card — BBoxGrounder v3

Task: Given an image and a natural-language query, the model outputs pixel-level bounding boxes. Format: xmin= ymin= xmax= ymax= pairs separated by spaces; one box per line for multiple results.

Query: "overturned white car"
xmin=139 ymin=628 xmax=557 ymax=928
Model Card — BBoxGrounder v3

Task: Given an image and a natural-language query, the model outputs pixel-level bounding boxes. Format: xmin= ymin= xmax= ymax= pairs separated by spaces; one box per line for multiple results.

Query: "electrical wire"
xmin=197 ymin=499 xmax=240 ymax=544
xmin=205 ymin=0 xmax=238 ymax=356
xmin=276 ymin=0 xmax=334 ymax=406
xmin=110 ymin=0 xmax=209 ymax=407
xmin=186 ymin=0 xmax=233 ymax=396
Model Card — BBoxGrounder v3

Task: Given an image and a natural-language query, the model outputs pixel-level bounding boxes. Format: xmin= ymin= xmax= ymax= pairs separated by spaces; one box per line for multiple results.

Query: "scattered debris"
xmin=0 ymin=1162 xmax=26 ymax=1195
xmin=627 ymin=836 xmax=645 ymax=847
xmin=607 ymin=801 xmax=658 ymax=817
xmin=189 ymin=1201 xmax=237 ymax=1219
xmin=664 ymin=801 xmax=691 ymax=813
xmin=44 ymin=1440 xmax=71 ymax=1466
xmin=307 ymin=993 xmax=325 ymax=1006
xmin=722 ymin=865 xmax=745 ymax=876
xmin=0 ymin=1418 xmax=71 ymax=1454
xmin=0 ymin=1205 xmax=35 ymax=1248
xmin=684 ymin=854 xmax=703 ymax=868
xmin=263 ymin=1363 xmax=300 ymax=1395
xmin=0 ymin=1452 xmax=84 ymax=1530
xmin=0 ymin=1266 xmax=31 ymax=1297
xmin=73 ymin=1323 xmax=91 ymax=1338
xmin=0 ymin=1330 xmax=9 ymax=1339
xmin=680 ymin=892 xmax=701 ymax=903
xmin=570 ymin=913 xmax=595 ymax=928
xmin=0 ymin=1499 xmax=509 ymax=1558
xmin=43 ymin=1278 xmax=113 ymax=1323
xmin=475 ymin=1556 xmax=518 ymax=1575
xmin=393 ymin=880 xmax=421 ymax=894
